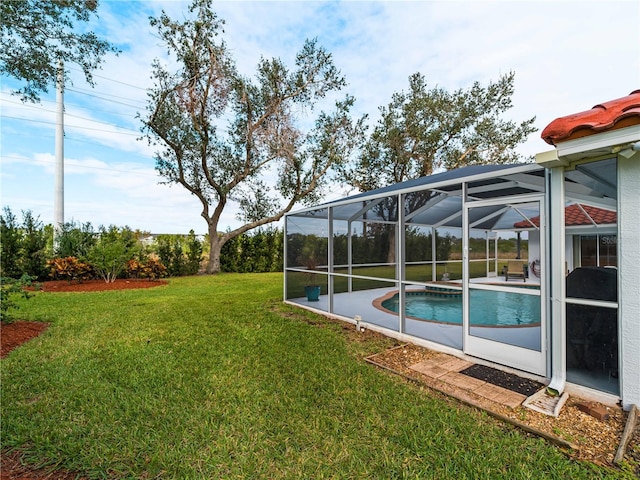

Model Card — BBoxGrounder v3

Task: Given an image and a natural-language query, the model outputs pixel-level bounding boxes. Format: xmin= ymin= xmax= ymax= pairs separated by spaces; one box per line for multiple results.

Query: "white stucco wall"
xmin=618 ymin=153 xmax=640 ymax=409
xmin=528 ymin=230 xmax=540 ymax=266
xmin=565 ymin=236 xmax=573 ymax=272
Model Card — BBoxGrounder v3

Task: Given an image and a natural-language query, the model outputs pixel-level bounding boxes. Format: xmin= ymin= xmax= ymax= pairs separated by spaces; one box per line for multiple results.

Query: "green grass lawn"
xmin=1 ymin=273 xmax=627 ymax=478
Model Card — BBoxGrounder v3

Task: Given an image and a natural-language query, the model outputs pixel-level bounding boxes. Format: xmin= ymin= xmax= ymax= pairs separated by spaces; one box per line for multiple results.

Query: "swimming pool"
xmin=380 ymin=289 xmax=540 ymax=327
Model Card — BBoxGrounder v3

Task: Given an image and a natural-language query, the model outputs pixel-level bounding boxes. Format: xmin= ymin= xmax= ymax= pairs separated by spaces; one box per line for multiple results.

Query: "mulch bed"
xmin=0 ymin=321 xmax=49 ymax=359
xmin=34 ymin=278 xmax=168 ymax=293
xmin=459 ymin=363 xmax=545 ymax=396
xmin=0 ymin=450 xmax=87 ymax=480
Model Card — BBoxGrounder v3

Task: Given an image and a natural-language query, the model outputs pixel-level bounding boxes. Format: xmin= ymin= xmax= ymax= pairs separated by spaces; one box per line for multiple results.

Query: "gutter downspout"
xmin=547 ymin=166 xmax=566 ymax=395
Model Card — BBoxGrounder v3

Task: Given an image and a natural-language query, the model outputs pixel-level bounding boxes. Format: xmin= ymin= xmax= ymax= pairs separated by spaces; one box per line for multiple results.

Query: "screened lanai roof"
xmin=322 ymin=163 xmax=544 ymax=208
xmin=287 ymin=161 xmax=617 ymax=232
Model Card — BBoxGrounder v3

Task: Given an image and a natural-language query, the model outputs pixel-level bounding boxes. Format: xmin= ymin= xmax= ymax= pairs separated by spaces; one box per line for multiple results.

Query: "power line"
xmin=66 ymin=86 xmax=147 ymax=107
xmin=1 ymin=97 xmax=139 ymax=120
xmin=1 ymin=114 xmax=141 ymax=136
xmin=67 ymin=65 xmax=148 ymax=91
xmin=1 ymin=99 xmax=140 ymax=131
xmin=1 ymin=131 xmax=143 ymax=149
xmin=1 ymin=154 xmax=159 ymax=177
xmin=65 ymin=89 xmax=147 ymax=109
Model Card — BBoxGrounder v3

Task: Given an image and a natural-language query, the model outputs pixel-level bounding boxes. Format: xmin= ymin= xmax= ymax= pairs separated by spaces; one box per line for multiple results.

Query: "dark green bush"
xmin=1 ymin=208 xmax=50 ymax=280
xmin=0 ymin=207 xmax=22 ymax=279
xmin=54 ymin=221 xmax=96 ymax=259
xmin=0 ymin=274 xmax=38 ymax=323
xmin=221 ymin=228 xmax=283 ymax=273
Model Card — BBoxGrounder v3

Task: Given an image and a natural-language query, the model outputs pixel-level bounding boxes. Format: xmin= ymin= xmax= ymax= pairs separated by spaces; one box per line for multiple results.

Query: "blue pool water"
xmin=381 ymin=289 xmax=540 ymax=326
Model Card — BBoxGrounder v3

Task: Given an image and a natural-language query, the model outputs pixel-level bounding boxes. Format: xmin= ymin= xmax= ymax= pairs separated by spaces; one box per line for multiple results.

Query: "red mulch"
xmin=1 ymin=278 xmax=166 ymax=479
xmin=35 ymin=278 xmax=168 ymax=293
xmin=0 ymin=450 xmax=87 ymax=480
xmin=0 ymin=321 xmax=49 ymax=359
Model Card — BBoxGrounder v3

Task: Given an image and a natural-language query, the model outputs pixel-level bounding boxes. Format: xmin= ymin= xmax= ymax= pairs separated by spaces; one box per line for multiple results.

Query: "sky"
xmin=1 ymin=0 xmax=639 ymax=235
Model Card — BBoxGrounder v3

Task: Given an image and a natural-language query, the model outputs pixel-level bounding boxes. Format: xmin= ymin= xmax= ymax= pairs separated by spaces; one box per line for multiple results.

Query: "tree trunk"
xmin=386 ymin=227 xmax=396 ymax=264
xmin=206 ymin=226 xmax=223 ymax=274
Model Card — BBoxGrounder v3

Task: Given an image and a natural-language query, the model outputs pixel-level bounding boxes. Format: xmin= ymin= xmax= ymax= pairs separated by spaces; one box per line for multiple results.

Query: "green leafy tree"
xmin=18 ymin=210 xmax=49 ymax=280
xmin=169 ymin=240 xmax=186 ymax=277
xmin=141 ymin=0 xmax=365 ymax=274
xmin=54 ymin=220 xmax=96 ymax=259
xmin=0 ymin=0 xmax=119 ymax=103
xmin=0 ymin=207 xmax=22 ymax=279
xmin=185 ymin=230 xmax=203 ymax=275
xmin=155 ymin=235 xmax=173 ymax=273
xmin=88 ymin=225 xmax=136 ymax=283
xmin=343 ymin=72 xmax=536 ymax=192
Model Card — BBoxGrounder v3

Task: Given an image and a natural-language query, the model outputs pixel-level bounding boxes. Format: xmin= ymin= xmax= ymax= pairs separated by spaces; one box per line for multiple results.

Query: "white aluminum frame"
xmin=463 ymin=193 xmax=547 ymax=376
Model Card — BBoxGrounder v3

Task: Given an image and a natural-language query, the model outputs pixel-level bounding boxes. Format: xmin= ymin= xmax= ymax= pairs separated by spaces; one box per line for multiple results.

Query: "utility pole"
xmin=54 ymin=59 xmax=64 ymax=246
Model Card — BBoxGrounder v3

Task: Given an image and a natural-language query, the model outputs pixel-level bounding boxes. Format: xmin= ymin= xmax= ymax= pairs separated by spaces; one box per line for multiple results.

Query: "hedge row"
xmin=0 ymin=207 xmax=284 ymax=282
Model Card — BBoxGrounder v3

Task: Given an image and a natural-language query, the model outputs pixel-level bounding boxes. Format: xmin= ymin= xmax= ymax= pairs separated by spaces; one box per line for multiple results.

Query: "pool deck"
xmin=287 ymin=283 xmax=552 ymax=411
xmin=289 ymin=275 xmax=542 ymax=351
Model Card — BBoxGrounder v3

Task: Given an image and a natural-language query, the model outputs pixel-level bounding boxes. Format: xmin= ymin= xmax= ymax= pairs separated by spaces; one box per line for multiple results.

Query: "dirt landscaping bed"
xmin=368 ymin=342 xmax=639 ymax=474
xmin=33 ymin=278 xmax=168 ymax=293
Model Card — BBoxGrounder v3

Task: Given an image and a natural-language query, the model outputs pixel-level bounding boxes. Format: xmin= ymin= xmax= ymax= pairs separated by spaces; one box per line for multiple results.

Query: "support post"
xmin=54 ymin=59 xmax=64 ymax=246
xmin=547 ymin=167 xmax=566 ymax=394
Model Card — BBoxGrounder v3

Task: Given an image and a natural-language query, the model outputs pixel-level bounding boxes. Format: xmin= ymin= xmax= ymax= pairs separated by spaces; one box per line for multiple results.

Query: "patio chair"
xmin=506 ymin=260 xmax=526 ymax=282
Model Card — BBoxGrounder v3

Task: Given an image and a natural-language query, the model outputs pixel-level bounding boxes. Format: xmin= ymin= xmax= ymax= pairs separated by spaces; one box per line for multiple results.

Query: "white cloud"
xmin=2 ymin=0 xmax=639 ymax=233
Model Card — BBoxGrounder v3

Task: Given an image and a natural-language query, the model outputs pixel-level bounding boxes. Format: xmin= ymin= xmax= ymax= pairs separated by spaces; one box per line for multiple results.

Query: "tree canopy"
xmin=141 ymin=0 xmax=365 ymax=273
xmin=343 ymin=72 xmax=536 ymax=192
xmin=0 ymin=0 xmax=118 ymax=103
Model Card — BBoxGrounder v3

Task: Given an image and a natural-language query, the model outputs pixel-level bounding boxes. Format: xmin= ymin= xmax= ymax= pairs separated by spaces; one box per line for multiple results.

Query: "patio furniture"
xmin=506 ymin=260 xmax=526 ymax=282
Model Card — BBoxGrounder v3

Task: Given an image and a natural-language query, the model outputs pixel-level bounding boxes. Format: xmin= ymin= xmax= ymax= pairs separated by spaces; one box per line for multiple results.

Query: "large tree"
xmin=0 ymin=0 xmax=118 ymax=103
xmin=344 ymin=72 xmax=536 ymax=192
xmin=141 ymin=0 xmax=365 ymax=274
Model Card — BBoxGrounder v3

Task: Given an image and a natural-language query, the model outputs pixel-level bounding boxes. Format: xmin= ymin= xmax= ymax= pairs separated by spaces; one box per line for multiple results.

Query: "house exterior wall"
xmin=618 ymin=153 xmax=640 ymax=409
xmin=528 ymin=230 xmax=541 ymax=272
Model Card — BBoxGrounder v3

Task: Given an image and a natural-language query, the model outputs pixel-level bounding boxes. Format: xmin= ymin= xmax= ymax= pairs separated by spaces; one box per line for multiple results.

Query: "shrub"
xmin=185 ymin=230 xmax=203 ymax=275
xmin=0 ymin=207 xmax=50 ymax=280
xmin=125 ymin=259 xmax=145 ymax=280
xmin=54 ymin=221 xmax=96 ymax=259
xmin=125 ymin=258 xmax=167 ymax=281
xmin=47 ymin=257 xmax=93 ymax=283
xmin=144 ymin=258 xmax=168 ymax=280
xmin=1 ymin=207 xmax=22 ymax=279
xmin=154 ymin=234 xmax=198 ymax=276
xmin=88 ymin=226 xmax=137 ymax=283
xmin=0 ymin=275 xmax=38 ymax=323
xmin=220 ymin=228 xmax=283 ymax=273
xmin=17 ymin=210 xmax=49 ymax=281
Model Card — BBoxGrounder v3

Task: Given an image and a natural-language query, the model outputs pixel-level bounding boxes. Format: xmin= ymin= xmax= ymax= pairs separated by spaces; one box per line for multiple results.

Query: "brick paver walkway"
xmin=409 ymin=353 xmax=527 ymax=408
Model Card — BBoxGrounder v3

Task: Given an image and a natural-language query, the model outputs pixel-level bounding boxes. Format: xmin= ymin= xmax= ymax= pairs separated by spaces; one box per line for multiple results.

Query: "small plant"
xmin=47 ymin=256 xmax=93 ymax=283
xmin=298 ymin=256 xmax=322 ymax=301
xmin=0 ymin=274 xmax=38 ymax=323
xmin=126 ymin=258 xmax=167 ymax=281
xmin=125 ymin=259 xmax=145 ymax=280
xmin=144 ymin=257 xmax=168 ymax=280
xmin=299 ymin=256 xmax=319 ymax=286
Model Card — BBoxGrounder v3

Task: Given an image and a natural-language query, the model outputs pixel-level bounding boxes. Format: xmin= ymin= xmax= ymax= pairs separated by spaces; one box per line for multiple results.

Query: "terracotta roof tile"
xmin=541 ymin=90 xmax=640 ymax=145
xmin=513 ymin=204 xmax=616 ymax=228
